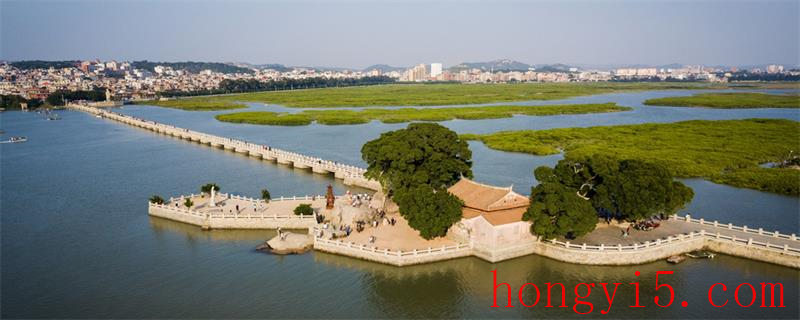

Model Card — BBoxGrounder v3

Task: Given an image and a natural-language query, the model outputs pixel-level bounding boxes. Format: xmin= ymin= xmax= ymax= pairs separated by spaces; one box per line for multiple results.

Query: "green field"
xmin=462 ymin=119 xmax=800 ymax=196
xmin=135 ymin=99 xmax=246 ymax=111
xmin=214 ymin=103 xmax=631 ymax=126
xmin=644 ymin=92 xmax=800 ymax=109
xmin=138 ymin=82 xmax=747 ymax=109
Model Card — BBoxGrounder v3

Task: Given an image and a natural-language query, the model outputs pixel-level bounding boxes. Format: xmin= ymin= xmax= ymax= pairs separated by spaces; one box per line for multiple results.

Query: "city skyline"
xmin=2 ymin=0 xmax=798 ymax=68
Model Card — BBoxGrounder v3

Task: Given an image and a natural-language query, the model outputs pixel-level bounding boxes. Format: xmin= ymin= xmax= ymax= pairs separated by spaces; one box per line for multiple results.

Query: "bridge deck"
xmin=67 ymin=104 xmax=380 ymax=190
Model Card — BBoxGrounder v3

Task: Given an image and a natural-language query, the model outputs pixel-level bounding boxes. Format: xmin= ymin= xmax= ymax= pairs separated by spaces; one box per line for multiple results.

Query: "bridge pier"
xmin=293 ymin=162 xmax=310 ymax=169
xmin=312 ymin=166 xmax=330 ymax=174
xmin=276 ymin=157 xmax=292 ymax=165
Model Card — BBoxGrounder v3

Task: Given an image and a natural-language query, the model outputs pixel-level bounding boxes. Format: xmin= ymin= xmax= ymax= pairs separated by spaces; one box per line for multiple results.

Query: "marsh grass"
xmin=214 ymin=103 xmax=631 ymax=126
xmin=464 ymin=119 xmax=800 ymax=196
xmin=134 ymin=99 xmax=246 ymax=111
xmin=139 ymin=82 xmax=741 ymax=109
xmin=643 ymin=92 xmax=800 ymax=109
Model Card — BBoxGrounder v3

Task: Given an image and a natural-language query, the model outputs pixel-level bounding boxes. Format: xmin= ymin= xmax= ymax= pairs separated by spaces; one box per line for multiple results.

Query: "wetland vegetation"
xmin=462 ymin=119 xmax=800 ymax=196
xmin=643 ymin=92 xmax=800 ymax=109
xmin=214 ymin=103 xmax=631 ymax=126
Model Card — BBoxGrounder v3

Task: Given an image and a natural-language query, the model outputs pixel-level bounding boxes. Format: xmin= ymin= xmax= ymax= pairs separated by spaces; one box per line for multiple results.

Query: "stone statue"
xmin=326 ymin=185 xmax=335 ymax=209
xmin=209 ymin=186 xmax=216 ymax=207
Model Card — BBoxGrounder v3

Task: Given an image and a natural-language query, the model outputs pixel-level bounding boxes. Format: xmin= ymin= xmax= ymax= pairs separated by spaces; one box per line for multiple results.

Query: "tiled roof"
xmin=448 ymin=178 xmax=530 ymax=226
xmin=448 ymin=178 xmax=529 ymax=211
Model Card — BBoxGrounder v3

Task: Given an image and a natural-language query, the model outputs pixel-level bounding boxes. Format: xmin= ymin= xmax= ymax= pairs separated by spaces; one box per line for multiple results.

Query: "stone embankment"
xmin=311 ymin=215 xmax=800 ymax=268
xmin=151 ymin=193 xmax=799 ymax=268
xmin=148 ymin=193 xmax=325 ymax=230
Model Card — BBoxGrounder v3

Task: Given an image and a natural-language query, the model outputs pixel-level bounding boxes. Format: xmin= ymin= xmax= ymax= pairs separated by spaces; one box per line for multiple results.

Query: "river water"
xmin=1 ymin=90 xmax=798 ymax=318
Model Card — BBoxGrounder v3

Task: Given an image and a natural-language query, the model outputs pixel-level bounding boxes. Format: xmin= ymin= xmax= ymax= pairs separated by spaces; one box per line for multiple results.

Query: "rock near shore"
xmin=256 ymin=232 xmax=314 ymax=254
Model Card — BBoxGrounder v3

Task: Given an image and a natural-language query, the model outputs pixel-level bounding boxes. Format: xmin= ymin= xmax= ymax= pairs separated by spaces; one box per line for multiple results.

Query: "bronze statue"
xmin=325 ymin=185 xmax=335 ymax=209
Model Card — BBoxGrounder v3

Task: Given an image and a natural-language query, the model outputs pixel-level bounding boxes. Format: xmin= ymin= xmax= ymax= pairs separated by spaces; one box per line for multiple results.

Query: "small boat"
xmin=1 ymin=136 xmax=27 ymax=144
xmin=667 ymin=255 xmax=686 ymax=264
xmin=686 ymin=250 xmax=716 ymax=259
xmin=48 ymin=114 xmax=61 ymax=120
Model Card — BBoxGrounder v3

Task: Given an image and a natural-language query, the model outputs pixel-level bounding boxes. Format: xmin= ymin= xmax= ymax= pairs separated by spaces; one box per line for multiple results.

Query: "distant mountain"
xmin=449 ymin=59 xmax=533 ymax=72
xmin=533 ymin=63 xmax=573 ymax=72
xmin=256 ymin=64 xmax=293 ymax=72
xmin=362 ymin=64 xmax=406 ymax=73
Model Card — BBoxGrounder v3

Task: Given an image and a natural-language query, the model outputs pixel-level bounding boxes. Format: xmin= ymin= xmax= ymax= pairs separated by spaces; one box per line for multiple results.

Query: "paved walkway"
xmin=173 ymin=193 xmax=327 ymax=217
xmin=572 ymin=218 xmax=797 ymax=248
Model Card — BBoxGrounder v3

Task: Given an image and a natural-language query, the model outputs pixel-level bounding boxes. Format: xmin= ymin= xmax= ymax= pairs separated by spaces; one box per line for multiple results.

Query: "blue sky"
xmin=2 ymin=0 xmax=798 ymax=68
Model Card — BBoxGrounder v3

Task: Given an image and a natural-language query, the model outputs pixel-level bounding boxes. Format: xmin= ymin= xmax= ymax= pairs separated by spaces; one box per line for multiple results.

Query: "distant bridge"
xmin=67 ymin=104 xmax=381 ymax=191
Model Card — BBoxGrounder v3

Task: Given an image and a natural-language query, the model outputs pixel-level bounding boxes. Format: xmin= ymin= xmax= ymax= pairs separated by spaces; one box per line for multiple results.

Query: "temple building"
xmin=446 ymin=178 xmax=537 ymax=248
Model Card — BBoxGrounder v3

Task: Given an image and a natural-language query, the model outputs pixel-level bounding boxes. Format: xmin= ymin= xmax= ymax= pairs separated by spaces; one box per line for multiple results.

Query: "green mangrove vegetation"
xmin=643 ymin=92 xmax=800 ymax=109
xmin=141 ymin=82 xmax=737 ymax=109
xmin=136 ymin=99 xmax=247 ymax=111
xmin=463 ymin=119 xmax=800 ymax=196
xmin=214 ymin=103 xmax=631 ymax=126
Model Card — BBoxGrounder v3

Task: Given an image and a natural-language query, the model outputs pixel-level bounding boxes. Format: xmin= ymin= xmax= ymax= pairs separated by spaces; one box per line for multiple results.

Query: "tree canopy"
xmin=362 ymin=122 xmax=472 ymax=194
xmin=294 ymin=204 xmax=314 ymax=216
xmin=46 ymin=88 xmax=107 ymax=106
xmin=361 ymin=123 xmax=472 ymax=239
xmin=524 ymin=180 xmax=597 ymax=240
xmin=393 ymin=186 xmax=465 ymax=240
xmin=200 ymin=183 xmax=220 ymax=194
xmin=525 ymin=156 xmax=694 ymax=239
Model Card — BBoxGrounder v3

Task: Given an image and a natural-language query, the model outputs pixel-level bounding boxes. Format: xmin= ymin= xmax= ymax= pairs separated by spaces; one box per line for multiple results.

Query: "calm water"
xmin=2 ymin=90 xmax=799 ymax=318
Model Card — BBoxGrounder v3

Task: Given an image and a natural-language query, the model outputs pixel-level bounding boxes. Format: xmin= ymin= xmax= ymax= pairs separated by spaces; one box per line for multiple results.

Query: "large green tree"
xmin=362 ymin=123 xmax=472 ymax=194
xmin=525 ymin=167 xmax=598 ymax=240
xmin=592 ymin=159 xmax=694 ymax=220
xmin=393 ymin=186 xmax=465 ymax=239
xmin=361 ymin=123 xmax=472 ymax=239
xmin=525 ymin=156 xmax=694 ymax=239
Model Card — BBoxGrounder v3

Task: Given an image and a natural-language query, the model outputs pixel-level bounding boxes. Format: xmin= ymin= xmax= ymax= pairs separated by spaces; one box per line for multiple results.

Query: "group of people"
xmin=347 ymin=191 xmax=372 ymax=207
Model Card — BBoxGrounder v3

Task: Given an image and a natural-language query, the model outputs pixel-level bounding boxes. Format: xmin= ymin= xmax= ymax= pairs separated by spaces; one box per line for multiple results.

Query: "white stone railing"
xmin=208 ymin=212 xmax=317 ymax=220
xmin=315 ymin=237 xmax=471 ymax=257
xmin=545 ymin=229 xmax=800 ymax=256
xmin=313 ymin=227 xmax=472 ymax=260
xmin=67 ymin=104 xmax=370 ymax=179
xmin=547 ymin=231 xmax=706 ymax=252
xmin=148 ymin=202 xmax=207 ymax=218
xmin=673 ymin=214 xmax=797 ymax=241
xmin=154 ymin=192 xmax=328 ymax=221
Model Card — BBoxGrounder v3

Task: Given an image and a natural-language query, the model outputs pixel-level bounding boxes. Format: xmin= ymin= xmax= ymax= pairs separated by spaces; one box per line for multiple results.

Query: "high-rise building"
xmin=430 ymin=63 xmax=443 ymax=77
xmin=407 ymin=64 xmax=428 ymax=81
xmin=766 ymin=64 xmax=784 ymax=74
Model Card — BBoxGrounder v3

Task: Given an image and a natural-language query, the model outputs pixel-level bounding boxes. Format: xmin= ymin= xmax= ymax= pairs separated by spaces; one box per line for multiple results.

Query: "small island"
xmin=214 ymin=103 xmax=631 ymax=126
xmin=643 ymin=92 xmax=800 ymax=109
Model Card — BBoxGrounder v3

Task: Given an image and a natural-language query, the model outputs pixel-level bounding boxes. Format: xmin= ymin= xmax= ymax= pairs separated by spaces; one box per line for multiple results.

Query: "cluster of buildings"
xmin=389 ymin=63 xmax=797 ymax=84
xmin=389 ymin=63 xmax=585 ymax=83
xmin=2 ymin=59 xmax=796 ymax=101
xmin=0 ymin=60 xmax=388 ymax=101
xmin=611 ymin=64 xmax=792 ymax=82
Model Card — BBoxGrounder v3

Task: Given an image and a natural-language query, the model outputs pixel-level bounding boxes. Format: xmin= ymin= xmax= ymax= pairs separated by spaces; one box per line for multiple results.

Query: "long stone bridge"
xmin=67 ymin=104 xmax=381 ymax=190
